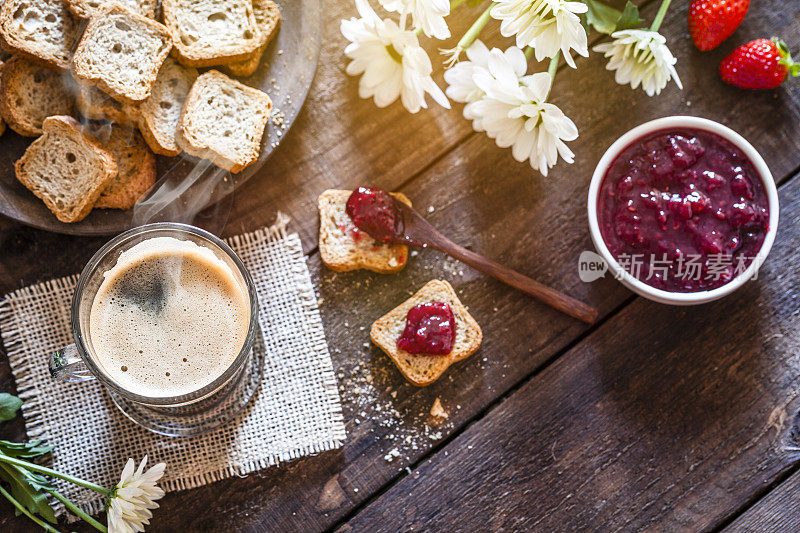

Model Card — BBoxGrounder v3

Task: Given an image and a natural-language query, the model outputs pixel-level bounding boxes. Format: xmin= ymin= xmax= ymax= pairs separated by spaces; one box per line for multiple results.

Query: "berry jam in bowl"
xmin=587 ymin=116 xmax=779 ymax=305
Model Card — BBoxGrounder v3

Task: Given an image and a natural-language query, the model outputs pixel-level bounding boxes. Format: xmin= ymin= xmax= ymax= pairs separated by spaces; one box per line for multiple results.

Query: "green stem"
xmin=545 ymin=51 xmax=560 ymax=99
xmin=650 ymin=0 xmax=671 ymax=32
xmin=0 ymin=455 xmax=108 ymax=495
xmin=0 ymin=485 xmax=61 ymax=533
xmin=49 ymin=490 xmax=107 ymax=533
xmin=547 ymin=52 xmax=559 ymax=79
xmin=456 ymin=4 xmax=493 ymax=52
xmin=525 ymin=46 xmax=534 ymax=60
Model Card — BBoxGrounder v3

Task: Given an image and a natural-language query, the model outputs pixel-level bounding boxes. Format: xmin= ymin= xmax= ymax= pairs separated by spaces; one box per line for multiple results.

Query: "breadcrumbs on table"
xmin=430 ymin=398 xmax=448 ymax=421
xmin=384 ymin=448 xmax=400 ymax=462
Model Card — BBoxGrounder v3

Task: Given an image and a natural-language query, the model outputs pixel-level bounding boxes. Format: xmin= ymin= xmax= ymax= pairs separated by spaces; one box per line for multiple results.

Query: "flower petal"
xmin=596 ymin=29 xmax=682 ymax=96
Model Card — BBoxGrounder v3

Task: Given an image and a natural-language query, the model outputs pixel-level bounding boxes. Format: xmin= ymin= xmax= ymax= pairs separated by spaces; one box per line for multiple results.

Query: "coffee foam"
xmin=89 ymin=237 xmax=250 ymax=398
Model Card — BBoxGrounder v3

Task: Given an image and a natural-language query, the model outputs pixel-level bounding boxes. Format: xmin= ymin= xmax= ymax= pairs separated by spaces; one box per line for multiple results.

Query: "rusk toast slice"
xmin=137 ymin=56 xmax=197 ymax=156
xmin=225 ymin=0 xmax=280 ymax=77
xmin=162 ymin=0 xmax=262 ymax=67
xmin=90 ymin=124 xmax=157 ymax=209
xmin=0 ymin=56 xmax=75 ymax=136
xmin=71 ymin=2 xmax=172 ymax=103
xmin=0 ymin=0 xmax=80 ymax=70
xmin=15 ymin=116 xmax=118 ymax=223
xmin=177 ymin=69 xmax=271 ymax=172
xmin=371 ymin=280 xmax=482 ymax=386
xmin=67 ymin=0 xmax=157 ymax=20
xmin=75 ymin=83 xmax=139 ymax=129
xmin=318 ymin=189 xmax=411 ymax=274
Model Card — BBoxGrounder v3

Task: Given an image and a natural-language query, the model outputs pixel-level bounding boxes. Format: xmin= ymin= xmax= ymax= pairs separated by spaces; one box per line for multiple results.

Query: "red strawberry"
xmin=720 ymin=38 xmax=800 ymax=89
xmin=689 ymin=0 xmax=750 ymax=51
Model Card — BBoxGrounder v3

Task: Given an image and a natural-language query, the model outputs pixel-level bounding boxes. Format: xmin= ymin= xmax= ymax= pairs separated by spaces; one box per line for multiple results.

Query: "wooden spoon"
xmin=391 ymin=200 xmax=598 ymax=324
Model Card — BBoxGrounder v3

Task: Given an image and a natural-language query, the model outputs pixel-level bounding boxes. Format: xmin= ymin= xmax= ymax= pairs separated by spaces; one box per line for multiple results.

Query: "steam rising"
xmin=132 ymin=155 xmax=234 ymax=229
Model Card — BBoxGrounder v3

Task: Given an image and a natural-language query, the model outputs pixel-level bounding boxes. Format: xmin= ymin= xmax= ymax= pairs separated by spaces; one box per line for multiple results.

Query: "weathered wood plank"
xmin=73 ymin=2 xmax=800 ymax=532
xmin=2 ymin=1 xmax=800 ymax=532
xmin=725 ymin=468 xmax=800 ymax=532
xmin=339 ymin=172 xmax=800 ymax=532
xmin=0 ymin=2 xmax=594 ymax=530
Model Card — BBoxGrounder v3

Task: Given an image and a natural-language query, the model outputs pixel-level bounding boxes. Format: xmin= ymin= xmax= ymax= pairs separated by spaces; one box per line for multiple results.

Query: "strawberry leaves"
xmin=775 ymin=38 xmax=800 ymax=78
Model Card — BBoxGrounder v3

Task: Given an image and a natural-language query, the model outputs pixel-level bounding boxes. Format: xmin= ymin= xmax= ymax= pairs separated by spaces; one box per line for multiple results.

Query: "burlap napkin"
xmin=0 ymin=217 xmax=346 ymax=515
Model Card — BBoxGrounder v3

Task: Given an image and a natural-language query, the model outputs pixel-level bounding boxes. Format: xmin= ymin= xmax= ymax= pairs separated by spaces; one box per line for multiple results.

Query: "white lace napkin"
xmin=0 ymin=217 xmax=345 ymax=515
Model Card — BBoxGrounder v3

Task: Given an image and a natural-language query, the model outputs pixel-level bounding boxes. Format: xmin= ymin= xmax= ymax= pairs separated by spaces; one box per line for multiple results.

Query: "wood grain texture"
xmin=725 ymin=468 xmax=800 ymax=532
xmin=91 ymin=0 xmax=800 ymax=529
xmin=395 ymin=201 xmax=599 ymax=323
xmin=340 ymin=173 xmax=800 ymax=532
xmin=0 ymin=0 xmax=799 ymax=532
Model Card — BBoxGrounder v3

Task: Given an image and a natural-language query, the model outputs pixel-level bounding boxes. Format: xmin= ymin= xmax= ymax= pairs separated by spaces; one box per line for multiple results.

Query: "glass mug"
xmin=49 ymin=223 xmax=265 ymax=437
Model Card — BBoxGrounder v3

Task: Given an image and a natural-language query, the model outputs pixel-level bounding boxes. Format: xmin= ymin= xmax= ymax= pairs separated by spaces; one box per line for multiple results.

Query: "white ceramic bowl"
xmin=587 ymin=116 xmax=779 ymax=305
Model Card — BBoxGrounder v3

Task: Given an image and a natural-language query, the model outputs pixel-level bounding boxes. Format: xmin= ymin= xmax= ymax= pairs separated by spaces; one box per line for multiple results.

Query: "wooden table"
xmin=2 ymin=0 xmax=800 ymax=531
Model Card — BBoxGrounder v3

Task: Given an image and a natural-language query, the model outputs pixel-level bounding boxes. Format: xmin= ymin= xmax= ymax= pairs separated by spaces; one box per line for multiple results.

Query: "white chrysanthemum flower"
xmin=380 ymin=0 xmax=450 ymax=39
xmin=341 ymin=0 xmax=450 ymax=112
xmin=107 ymin=457 xmax=166 ymax=533
xmin=446 ymin=44 xmax=578 ymax=175
xmin=593 ymin=29 xmax=682 ymax=96
xmin=445 ymin=40 xmax=530 ymax=133
xmin=490 ymin=0 xmax=588 ymax=68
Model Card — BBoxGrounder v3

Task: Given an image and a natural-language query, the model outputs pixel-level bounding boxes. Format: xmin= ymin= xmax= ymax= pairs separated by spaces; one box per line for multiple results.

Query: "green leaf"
xmin=0 ymin=463 xmax=57 ymax=524
xmin=585 ymin=0 xmax=622 ymax=35
xmin=0 ymin=445 xmax=58 ymax=525
xmin=0 ymin=440 xmax=53 ymax=459
xmin=775 ymin=38 xmax=800 ymax=78
xmin=21 ymin=444 xmax=54 ymax=459
xmin=0 ymin=393 xmax=22 ymax=423
xmin=615 ymin=1 xmax=644 ymax=30
xmin=585 ymin=0 xmax=644 ymax=35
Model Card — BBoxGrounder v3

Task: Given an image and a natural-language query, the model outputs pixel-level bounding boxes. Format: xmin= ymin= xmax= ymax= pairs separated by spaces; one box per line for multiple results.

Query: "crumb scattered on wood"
xmin=384 ymin=448 xmax=400 ymax=462
xmin=430 ymin=398 xmax=448 ymax=421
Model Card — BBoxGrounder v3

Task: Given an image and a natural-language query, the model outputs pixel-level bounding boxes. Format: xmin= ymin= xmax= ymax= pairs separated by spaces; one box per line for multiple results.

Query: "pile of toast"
xmin=318 ymin=189 xmax=483 ymax=386
xmin=0 ymin=0 xmax=280 ymax=223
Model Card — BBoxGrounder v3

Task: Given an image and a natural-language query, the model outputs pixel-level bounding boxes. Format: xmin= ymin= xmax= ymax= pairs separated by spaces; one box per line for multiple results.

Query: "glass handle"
xmin=49 ymin=344 xmax=95 ymax=382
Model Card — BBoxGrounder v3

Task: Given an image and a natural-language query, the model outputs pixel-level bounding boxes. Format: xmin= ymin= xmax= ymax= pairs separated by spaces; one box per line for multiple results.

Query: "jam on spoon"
xmin=345 ymin=185 xmax=598 ymax=323
xmin=346 ymin=187 xmax=404 ymax=244
xmin=397 ymin=302 xmax=456 ymax=355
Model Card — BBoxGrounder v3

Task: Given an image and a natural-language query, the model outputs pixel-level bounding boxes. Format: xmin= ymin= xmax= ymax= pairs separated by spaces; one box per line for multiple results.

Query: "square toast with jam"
xmin=318 ymin=189 xmax=411 ymax=274
xmin=371 ymin=280 xmax=482 ymax=386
